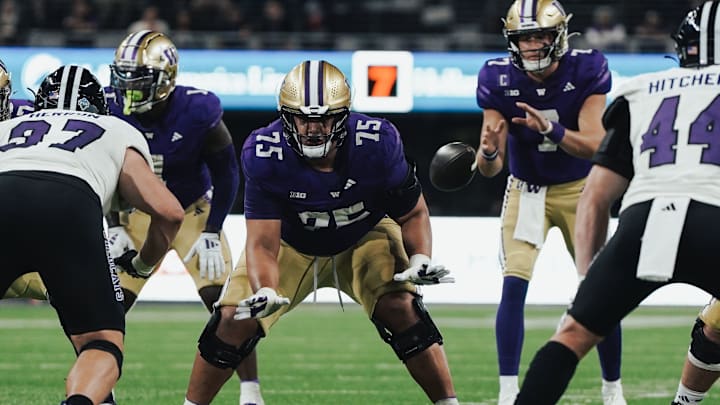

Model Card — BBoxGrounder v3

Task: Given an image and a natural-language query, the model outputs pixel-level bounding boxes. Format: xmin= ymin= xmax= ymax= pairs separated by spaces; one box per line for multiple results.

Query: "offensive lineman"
xmin=183 ymin=60 xmax=458 ymax=405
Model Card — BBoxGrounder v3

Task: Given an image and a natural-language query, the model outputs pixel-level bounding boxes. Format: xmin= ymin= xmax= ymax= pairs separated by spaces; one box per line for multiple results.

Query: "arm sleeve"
xmin=204 ymin=143 xmax=239 ymax=230
xmin=383 ymin=122 xmax=421 ymax=218
xmin=593 ymin=96 xmax=634 ymax=180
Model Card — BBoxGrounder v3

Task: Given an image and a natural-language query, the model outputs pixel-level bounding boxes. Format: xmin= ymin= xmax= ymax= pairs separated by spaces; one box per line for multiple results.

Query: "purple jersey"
xmin=243 ymin=112 xmax=410 ymax=256
xmin=105 ymin=85 xmax=223 ymax=208
xmin=9 ymin=99 xmax=34 ymax=118
xmin=476 ymin=50 xmax=611 ymax=185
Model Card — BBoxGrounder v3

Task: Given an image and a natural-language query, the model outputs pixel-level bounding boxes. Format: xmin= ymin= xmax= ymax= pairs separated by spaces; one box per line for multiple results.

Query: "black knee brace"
xmin=372 ymin=295 xmax=443 ymax=362
xmin=689 ymin=318 xmax=720 ymax=371
xmin=79 ymin=339 xmax=123 ymax=378
xmin=198 ymin=310 xmax=265 ymax=369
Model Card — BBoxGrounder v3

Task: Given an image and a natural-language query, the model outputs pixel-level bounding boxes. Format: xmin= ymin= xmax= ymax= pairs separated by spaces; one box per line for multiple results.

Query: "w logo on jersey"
xmin=526 ymin=184 xmax=543 ymax=193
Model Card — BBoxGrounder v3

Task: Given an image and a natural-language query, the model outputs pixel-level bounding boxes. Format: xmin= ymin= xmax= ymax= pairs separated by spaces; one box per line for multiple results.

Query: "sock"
xmin=240 ymin=379 xmax=264 ymax=405
xmin=597 ymin=323 xmax=622 ymax=381
xmin=65 ymin=395 xmax=93 ymax=405
xmin=434 ymin=397 xmax=459 ymax=405
xmin=499 ymin=375 xmax=519 ymax=394
xmin=673 ymin=383 xmax=706 ymax=404
xmin=496 ymin=276 xmax=528 ymax=375
xmin=515 ymin=341 xmax=579 ymax=405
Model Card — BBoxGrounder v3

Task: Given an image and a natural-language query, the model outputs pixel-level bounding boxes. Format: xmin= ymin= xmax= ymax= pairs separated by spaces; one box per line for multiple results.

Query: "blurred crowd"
xmin=0 ymin=0 xmax=707 ymax=52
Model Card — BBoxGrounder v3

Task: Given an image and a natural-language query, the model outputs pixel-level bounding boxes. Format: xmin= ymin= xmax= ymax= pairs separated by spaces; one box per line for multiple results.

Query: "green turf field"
xmin=0 ymin=300 xmax=709 ymax=404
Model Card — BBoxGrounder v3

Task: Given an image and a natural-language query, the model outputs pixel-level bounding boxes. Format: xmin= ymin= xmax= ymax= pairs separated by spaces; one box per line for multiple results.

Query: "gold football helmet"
xmin=110 ymin=30 xmax=178 ymax=115
xmin=503 ymin=0 xmax=571 ymax=72
xmin=278 ymin=60 xmax=351 ymax=159
xmin=0 ymin=59 xmax=11 ymax=121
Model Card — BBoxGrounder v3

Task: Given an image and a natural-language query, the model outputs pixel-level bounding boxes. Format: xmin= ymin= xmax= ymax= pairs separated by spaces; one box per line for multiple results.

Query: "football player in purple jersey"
xmin=102 ymin=30 xmax=263 ymax=405
xmin=474 ymin=1 xmax=624 ymax=404
xmin=515 ymin=2 xmax=720 ymax=404
xmin=1 ymin=59 xmax=54 ymax=301
xmin=182 ymin=60 xmax=458 ymax=405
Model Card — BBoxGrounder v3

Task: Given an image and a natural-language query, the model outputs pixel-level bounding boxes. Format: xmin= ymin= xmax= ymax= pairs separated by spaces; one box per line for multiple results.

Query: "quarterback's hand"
xmin=234 ymin=287 xmax=291 ymax=320
xmin=480 ymin=119 xmax=504 ymax=157
xmin=394 ymin=254 xmax=455 ymax=285
xmin=183 ymin=232 xmax=225 ymax=280
xmin=106 ymin=226 xmax=135 ymax=258
xmin=113 ymin=250 xmax=153 ymax=279
xmin=511 ymin=101 xmax=552 ymax=133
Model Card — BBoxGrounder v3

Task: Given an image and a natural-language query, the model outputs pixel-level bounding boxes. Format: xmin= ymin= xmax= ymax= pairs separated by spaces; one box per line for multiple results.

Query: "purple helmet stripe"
xmin=122 ymin=30 xmax=153 ymax=61
xmin=303 ymin=60 xmax=311 ymax=106
xmin=317 ymin=60 xmax=324 ymax=106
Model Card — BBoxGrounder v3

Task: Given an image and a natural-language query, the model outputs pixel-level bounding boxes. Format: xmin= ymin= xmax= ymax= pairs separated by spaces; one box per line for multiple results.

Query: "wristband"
xmin=131 ymin=254 xmax=154 ymax=277
xmin=481 ymin=148 xmax=499 ymax=161
xmin=540 ymin=121 xmax=565 ymax=144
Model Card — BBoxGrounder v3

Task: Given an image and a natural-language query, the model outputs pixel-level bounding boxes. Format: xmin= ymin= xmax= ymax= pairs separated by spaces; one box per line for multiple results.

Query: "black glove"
xmin=113 ymin=249 xmax=152 ymax=279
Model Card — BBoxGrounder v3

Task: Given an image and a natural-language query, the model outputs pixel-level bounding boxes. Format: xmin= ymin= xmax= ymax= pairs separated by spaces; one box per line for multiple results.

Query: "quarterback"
xmin=474 ymin=0 xmax=624 ymax=404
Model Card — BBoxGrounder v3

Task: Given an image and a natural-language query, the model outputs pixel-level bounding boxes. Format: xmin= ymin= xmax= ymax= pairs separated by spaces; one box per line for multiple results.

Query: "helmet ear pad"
xmin=35 ymin=65 xmax=107 ymax=114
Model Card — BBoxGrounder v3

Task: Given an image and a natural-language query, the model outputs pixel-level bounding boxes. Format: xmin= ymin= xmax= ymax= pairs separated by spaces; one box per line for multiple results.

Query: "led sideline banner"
xmin=0 ymin=47 xmax=678 ymax=112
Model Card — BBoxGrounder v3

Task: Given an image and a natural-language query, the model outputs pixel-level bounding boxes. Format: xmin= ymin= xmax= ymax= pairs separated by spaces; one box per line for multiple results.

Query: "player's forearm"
xmin=246 ymin=248 xmax=281 ymax=292
xmin=574 ymin=195 xmax=610 ymax=276
xmin=141 ymin=215 xmax=183 ymax=266
xmin=205 ymin=144 xmax=240 ymax=231
xmin=475 ymin=150 xmax=503 ymax=177
xmin=558 ymin=128 xmax=603 ymax=160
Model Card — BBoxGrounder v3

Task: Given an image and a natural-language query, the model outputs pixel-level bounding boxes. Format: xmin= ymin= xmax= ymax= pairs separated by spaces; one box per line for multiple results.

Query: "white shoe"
xmin=498 ymin=390 xmax=518 ymax=405
xmin=602 ymin=385 xmax=627 ymax=405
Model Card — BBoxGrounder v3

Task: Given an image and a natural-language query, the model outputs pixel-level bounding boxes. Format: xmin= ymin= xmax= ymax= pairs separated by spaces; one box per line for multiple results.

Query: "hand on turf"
xmin=106 ymin=226 xmax=135 ymax=258
xmin=394 ymin=254 xmax=455 ymax=285
xmin=183 ymin=232 xmax=225 ymax=280
xmin=234 ymin=287 xmax=291 ymax=320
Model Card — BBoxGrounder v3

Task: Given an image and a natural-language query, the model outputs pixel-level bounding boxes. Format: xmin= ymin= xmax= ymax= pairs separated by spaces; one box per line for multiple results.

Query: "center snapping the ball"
xmin=429 ymin=142 xmax=477 ymax=192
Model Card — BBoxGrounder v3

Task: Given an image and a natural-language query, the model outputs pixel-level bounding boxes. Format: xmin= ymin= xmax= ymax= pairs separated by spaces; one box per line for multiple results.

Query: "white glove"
xmin=393 ymin=254 xmax=455 ymax=285
xmin=183 ymin=232 xmax=225 ymax=281
xmin=106 ymin=226 xmax=135 ymax=258
xmin=234 ymin=287 xmax=291 ymax=320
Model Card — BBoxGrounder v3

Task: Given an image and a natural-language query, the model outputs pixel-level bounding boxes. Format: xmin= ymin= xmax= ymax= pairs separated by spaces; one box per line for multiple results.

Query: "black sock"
xmin=515 ymin=341 xmax=579 ymax=405
xmin=65 ymin=394 xmax=93 ymax=405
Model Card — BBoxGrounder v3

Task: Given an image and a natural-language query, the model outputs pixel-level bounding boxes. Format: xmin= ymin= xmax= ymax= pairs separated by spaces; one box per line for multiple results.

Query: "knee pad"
xmin=198 ymin=310 xmax=265 ymax=369
xmin=688 ymin=318 xmax=720 ymax=372
xmin=372 ymin=295 xmax=443 ymax=362
xmin=79 ymin=339 xmax=123 ymax=378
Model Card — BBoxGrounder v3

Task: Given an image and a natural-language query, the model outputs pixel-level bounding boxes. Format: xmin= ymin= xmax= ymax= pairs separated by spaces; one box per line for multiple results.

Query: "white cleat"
xmin=602 ymin=385 xmax=627 ymax=405
xmin=498 ymin=391 xmax=518 ymax=405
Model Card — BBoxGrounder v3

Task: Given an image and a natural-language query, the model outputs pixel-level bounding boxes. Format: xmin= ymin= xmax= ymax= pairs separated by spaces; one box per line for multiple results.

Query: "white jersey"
xmin=618 ymin=64 xmax=720 ymax=211
xmin=0 ymin=109 xmax=152 ymax=213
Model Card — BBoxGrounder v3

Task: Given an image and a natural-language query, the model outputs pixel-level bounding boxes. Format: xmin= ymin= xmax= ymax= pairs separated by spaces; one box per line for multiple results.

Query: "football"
xmin=429 ymin=142 xmax=477 ymax=192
